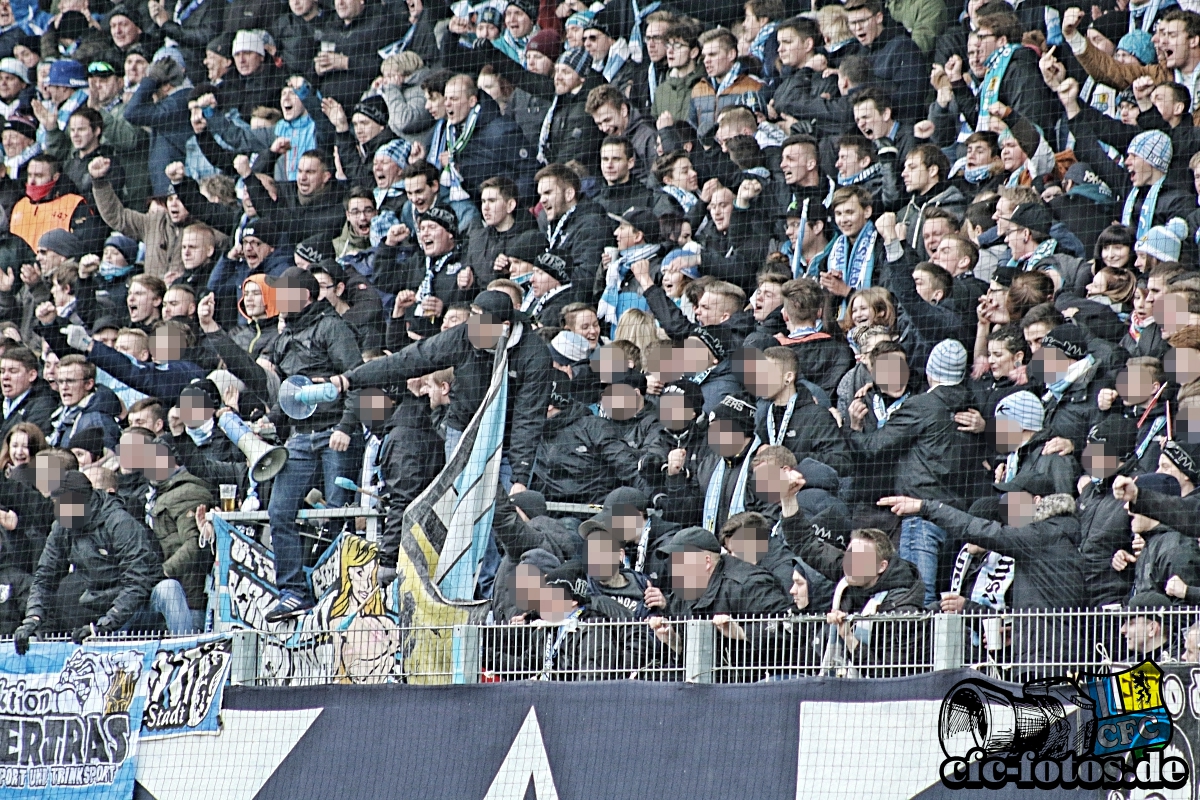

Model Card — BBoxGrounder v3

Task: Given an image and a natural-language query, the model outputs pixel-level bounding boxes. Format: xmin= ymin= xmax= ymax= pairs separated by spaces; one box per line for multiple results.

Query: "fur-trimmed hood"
xmin=1034 ymin=493 xmax=1077 ymax=523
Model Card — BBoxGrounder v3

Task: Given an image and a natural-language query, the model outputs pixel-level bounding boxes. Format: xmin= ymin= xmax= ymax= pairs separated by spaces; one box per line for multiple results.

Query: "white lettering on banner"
xmin=483 ymin=706 xmax=559 ymax=800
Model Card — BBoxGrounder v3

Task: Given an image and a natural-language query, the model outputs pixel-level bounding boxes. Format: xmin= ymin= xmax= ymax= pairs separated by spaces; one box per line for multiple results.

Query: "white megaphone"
xmin=217 ymin=411 xmax=289 ymax=482
xmin=279 ymin=375 xmax=341 ymax=420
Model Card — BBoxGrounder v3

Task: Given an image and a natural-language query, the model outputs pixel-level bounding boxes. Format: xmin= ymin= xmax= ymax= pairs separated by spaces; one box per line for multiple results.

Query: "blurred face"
xmin=444 ymin=81 xmax=475 ymax=125
xmin=586 ymin=532 xmax=622 ymax=580
xmin=55 ymin=364 xmax=92 ymax=407
xmin=993 ymin=417 xmax=1029 ymax=454
xmin=467 ymin=312 xmax=506 ymax=349
xmin=150 ymin=328 xmax=185 ymax=362
xmin=725 ymin=525 xmax=768 ymax=565
xmin=843 ymin=538 xmax=884 ymax=587
xmin=873 ymin=352 xmax=909 ymax=397
xmin=833 ymin=198 xmax=869 ymax=237
xmin=658 ymin=393 xmax=696 ymax=432
xmin=418 ymin=220 xmax=455 ymax=256
xmin=1083 ymin=441 xmax=1121 ymax=479
xmin=707 ymin=419 xmax=749 ymax=459
xmin=277 ymin=286 xmax=311 ymax=315
xmin=1166 ymin=348 xmax=1200 ymax=386
xmin=234 ymin=49 xmax=263 ymax=76
xmin=601 ymin=384 xmax=642 ymax=421
xmin=127 ymin=281 xmax=161 ymax=324
xmin=404 ymin=175 xmax=437 ymax=212
xmin=54 ymin=490 xmax=88 ymax=529
xmin=701 ymin=39 xmax=736 ymax=78
xmin=346 ymin=197 xmax=376 ymax=236
xmin=1002 ymin=491 xmax=1036 ymax=526
xmin=553 ymin=63 xmax=583 ymax=95
xmin=670 ymin=549 xmax=715 ymax=599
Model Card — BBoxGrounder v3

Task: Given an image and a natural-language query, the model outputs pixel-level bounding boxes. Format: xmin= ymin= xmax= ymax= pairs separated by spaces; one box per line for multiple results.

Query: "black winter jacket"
xmin=313 ymin=5 xmax=405 ymax=110
xmin=663 ymin=553 xmax=794 ymax=617
xmin=344 ymin=320 xmax=552 ymax=483
xmin=754 ymin=387 xmax=851 ymax=476
xmin=267 ymin=299 xmax=363 ymax=434
xmin=530 ymin=403 xmax=642 ymax=505
xmin=27 ymin=490 xmax=162 ymax=631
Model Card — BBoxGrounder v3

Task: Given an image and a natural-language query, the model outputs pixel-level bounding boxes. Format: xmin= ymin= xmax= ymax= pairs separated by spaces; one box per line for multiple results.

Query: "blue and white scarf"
xmin=1130 ymin=0 xmax=1165 ymax=32
xmin=541 ymin=607 xmax=586 ymax=676
xmin=1042 ymin=354 xmax=1096 ymax=402
xmin=493 ymin=25 xmax=538 ymax=65
xmin=766 ymin=392 xmax=798 ymax=445
xmin=414 ymin=250 xmax=459 ymax=305
xmin=749 ymin=21 xmax=777 ymax=64
xmin=837 ymin=161 xmax=880 ymax=187
xmin=174 ymin=0 xmax=207 ymax=23
xmin=826 ymin=221 xmax=878 ymax=291
xmin=702 ymin=435 xmax=759 ymax=532
xmin=536 ymin=94 xmax=560 ymax=165
xmin=790 ymin=198 xmax=810 ymax=278
xmin=1009 ymin=236 xmax=1057 ymax=269
xmin=662 ymin=183 xmax=698 ymax=213
xmin=627 ymin=0 xmax=660 ymax=62
xmin=379 ymin=17 xmax=420 ymax=59
xmin=710 ymin=61 xmax=742 ymax=96
xmin=871 ymin=391 xmax=908 ymax=428
xmin=977 ymin=44 xmax=1018 ymax=131
xmin=1122 ymin=177 xmax=1165 ymax=239
xmin=596 ymin=38 xmax=631 ymax=82
xmin=597 ymin=241 xmax=660 ymax=327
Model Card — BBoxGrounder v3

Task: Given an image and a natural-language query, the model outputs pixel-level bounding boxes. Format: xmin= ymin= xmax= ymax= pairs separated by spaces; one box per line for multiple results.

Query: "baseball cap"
xmin=607 ymin=206 xmax=658 ymax=237
xmin=659 ymin=526 xmax=722 ymax=554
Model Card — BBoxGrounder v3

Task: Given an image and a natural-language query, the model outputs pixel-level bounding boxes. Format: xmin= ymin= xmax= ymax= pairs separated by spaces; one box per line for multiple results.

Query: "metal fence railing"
xmin=10 ymin=608 xmax=1195 ymax=685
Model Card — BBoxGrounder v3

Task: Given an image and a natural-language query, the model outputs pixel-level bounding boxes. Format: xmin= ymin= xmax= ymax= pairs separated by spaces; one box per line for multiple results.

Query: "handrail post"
xmin=452 ymin=624 xmax=480 ymax=684
xmin=932 ymin=613 xmax=964 ymax=671
xmin=684 ymin=619 xmax=714 ymax=684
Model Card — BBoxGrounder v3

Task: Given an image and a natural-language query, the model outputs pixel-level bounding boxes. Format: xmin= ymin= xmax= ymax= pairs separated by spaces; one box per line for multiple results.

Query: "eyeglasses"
xmin=583 ymin=33 xmax=602 ymax=42
xmin=975 ymin=32 xmax=997 ymax=39
xmin=57 ymin=377 xmax=86 ymax=386
xmin=645 ymin=34 xmax=665 ymax=42
xmin=346 ymin=207 xmax=375 ymax=216
xmin=847 ymin=16 xmax=874 ymax=27
xmin=665 ymin=41 xmax=690 ymax=50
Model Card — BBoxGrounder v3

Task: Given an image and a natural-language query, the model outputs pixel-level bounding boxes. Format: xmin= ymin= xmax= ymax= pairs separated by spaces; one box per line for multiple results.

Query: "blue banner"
xmin=0 ymin=641 xmax=156 ymax=798
xmin=140 ymin=635 xmax=233 ymax=740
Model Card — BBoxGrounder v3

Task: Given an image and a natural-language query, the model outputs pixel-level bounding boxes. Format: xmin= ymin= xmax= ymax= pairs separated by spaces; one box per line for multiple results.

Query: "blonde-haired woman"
xmin=614 ymin=308 xmax=665 ymax=355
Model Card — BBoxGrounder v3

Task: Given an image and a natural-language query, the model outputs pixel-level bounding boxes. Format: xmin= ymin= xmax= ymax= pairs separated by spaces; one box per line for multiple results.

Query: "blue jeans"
xmin=443 ymin=427 xmax=508 ymax=599
xmin=121 ymin=579 xmax=198 ymax=634
xmin=899 ymin=516 xmax=948 ymax=606
xmin=268 ymin=429 xmax=363 ymax=596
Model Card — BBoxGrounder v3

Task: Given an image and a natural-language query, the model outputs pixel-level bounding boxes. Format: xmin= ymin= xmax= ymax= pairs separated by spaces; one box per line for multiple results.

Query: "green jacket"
xmin=151 ymin=468 xmax=214 ymax=608
xmin=651 ymin=65 xmax=706 ymax=126
xmin=887 ymin=0 xmax=946 ymax=55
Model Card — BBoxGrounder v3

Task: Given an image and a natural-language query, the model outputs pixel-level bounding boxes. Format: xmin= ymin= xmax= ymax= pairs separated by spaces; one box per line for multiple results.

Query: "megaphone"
xmin=939 ymin=678 xmax=1095 ymax=760
xmin=217 ymin=411 xmax=289 ymax=482
xmin=279 ymin=375 xmax=341 ymax=420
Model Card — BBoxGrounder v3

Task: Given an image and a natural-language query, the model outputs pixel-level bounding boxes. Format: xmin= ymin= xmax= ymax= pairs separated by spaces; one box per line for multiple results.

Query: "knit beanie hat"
xmin=1135 ymin=217 xmax=1187 ymax=263
xmin=353 ymin=95 xmax=389 ymax=128
xmin=1117 ymin=29 xmax=1156 ymax=65
xmin=1041 ymin=324 xmax=1089 ymax=360
xmin=994 ymin=390 xmax=1044 ymax=432
xmin=528 ymin=28 xmax=563 ymax=61
xmin=709 ymin=393 xmax=757 ymax=436
xmin=558 ymin=47 xmax=591 ymax=78
xmin=925 ymin=340 xmax=967 ymax=385
xmin=1087 ymin=415 xmax=1139 ymax=461
xmin=1128 ymin=130 xmax=1172 ymax=173
xmin=376 ymin=137 xmax=411 ymax=168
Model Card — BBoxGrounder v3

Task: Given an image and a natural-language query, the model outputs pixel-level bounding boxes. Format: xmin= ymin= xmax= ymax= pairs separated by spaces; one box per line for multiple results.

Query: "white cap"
xmin=231 ymin=29 xmax=266 ymax=56
xmin=0 ymin=57 xmax=28 ymax=84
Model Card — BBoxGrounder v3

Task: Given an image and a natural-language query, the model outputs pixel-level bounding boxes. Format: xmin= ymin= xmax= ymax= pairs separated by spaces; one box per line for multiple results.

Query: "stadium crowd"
xmin=5 ymin=0 xmax=1200 ymax=674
